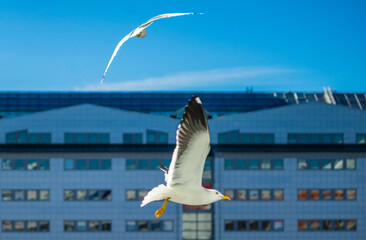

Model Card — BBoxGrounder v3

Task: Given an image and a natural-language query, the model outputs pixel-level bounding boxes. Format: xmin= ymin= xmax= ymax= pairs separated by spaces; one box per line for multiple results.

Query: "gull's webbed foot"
xmin=155 ymin=197 xmax=170 ymax=218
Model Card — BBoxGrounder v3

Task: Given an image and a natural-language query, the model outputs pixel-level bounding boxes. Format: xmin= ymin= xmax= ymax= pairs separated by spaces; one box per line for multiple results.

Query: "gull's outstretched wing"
xmin=100 ymin=12 xmax=202 ymax=84
xmin=166 ymin=96 xmax=210 ymax=188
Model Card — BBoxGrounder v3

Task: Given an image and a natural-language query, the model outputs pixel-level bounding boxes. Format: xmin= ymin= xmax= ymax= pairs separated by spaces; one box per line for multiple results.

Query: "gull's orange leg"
xmin=155 ymin=197 xmax=170 ymax=218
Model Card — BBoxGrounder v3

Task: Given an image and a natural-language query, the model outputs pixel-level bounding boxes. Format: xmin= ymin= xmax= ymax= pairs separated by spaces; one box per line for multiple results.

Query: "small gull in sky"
xmin=100 ymin=13 xmax=202 ymax=84
xmin=141 ymin=96 xmax=231 ymax=218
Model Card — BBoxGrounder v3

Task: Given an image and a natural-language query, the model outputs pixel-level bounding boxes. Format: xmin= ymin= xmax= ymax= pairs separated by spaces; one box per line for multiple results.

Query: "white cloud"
xmin=76 ymin=66 xmax=301 ymax=91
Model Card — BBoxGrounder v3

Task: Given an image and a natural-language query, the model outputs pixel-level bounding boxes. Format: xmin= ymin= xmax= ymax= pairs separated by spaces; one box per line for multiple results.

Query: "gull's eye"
xmin=216 ymin=192 xmax=218 ymax=195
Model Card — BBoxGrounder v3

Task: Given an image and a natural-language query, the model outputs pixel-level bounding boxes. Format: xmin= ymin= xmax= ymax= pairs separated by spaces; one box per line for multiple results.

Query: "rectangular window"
xmin=298 ymin=220 xmax=308 ymax=231
xmin=126 ymin=190 xmax=137 ymax=200
xmin=273 ymin=220 xmax=284 ymax=231
xmin=346 ymin=159 xmax=355 ymax=169
xmin=224 ymin=159 xmax=235 ymax=170
xmin=123 ymin=133 xmax=143 ymax=144
xmin=323 ymin=220 xmax=332 ymax=230
xmin=310 ymin=220 xmax=320 ymax=230
xmin=298 ymin=190 xmax=307 ymax=200
xmin=273 ymin=159 xmax=283 ymax=170
xmin=249 ymin=190 xmax=258 ymax=200
xmin=274 ymin=190 xmax=284 ymax=200
xmin=356 ymin=133 xmax=366 ymax=144
xmin=297 ymin=160 xmax=307 ymax=169
xmin=310 ymin=190 xmax=320 ymax=200
xmin=248 ymin=160 xmax=259 ymax=170
xmin=147 ymin=130 xmax=168 ymax=144
xmin=225 ymin=220 xmax=234 ymax=231
xmin=261 ymin=190 xmax=271 ymax=200
xmin=237 ymin=190 xmax=246 ymax=200
xmin=261 ymin=160 xmax=271 ymax=170
xmin=64 ymin=133 xmax=110 ymax=144
xmin=288 ymin=133 xmax=344 ymax=144
xmin=2 ymin=190 xmax=12 ymax=201
xmin=2 ymin=159 xmax=12 ymax=170
xmin=322 ymin=190 xmax=332 ymax=200
xmin=224 ymin=190 xmax=234 ymax=200
xmin=346 ymin=189 xmax=356 ymax=200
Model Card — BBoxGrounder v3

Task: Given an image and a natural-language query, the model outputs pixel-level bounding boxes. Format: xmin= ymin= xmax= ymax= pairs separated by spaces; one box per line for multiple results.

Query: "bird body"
xmin=100 ymin=13 xmax=202 ymax=84
xmin=141 ymin=96 xmax=231 ymax=218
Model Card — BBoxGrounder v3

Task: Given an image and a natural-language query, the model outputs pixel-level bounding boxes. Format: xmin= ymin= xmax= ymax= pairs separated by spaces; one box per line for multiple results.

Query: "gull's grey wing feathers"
xmin=100 ymin=12 xmax=202 ymax=84
xmin=166 ymin=96 xmax=210 ymax=188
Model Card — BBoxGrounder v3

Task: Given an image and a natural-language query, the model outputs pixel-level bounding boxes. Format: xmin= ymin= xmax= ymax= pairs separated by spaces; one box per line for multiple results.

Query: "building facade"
xmin=0 ymin=92 xmax=365 ymax=240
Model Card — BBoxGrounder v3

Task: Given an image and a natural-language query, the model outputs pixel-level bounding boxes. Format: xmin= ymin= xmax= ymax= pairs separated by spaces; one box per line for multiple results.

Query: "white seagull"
xmin=141 ymin=96 xmax=231 ymax=218
xmin=100 ymin=13 xmax=202 ymax=85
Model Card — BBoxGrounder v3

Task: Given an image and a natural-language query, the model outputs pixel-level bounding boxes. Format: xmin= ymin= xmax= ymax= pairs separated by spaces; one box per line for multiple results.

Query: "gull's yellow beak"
xmin=221 ymin=196 xmax=231 ymax=201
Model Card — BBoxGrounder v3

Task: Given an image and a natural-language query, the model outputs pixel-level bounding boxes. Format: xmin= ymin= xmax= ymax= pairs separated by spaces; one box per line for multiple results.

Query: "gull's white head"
xmin=136 ymin=29 xmax=147 ymax=38
xmin=207 ymin=189 xmax=231 ymax=202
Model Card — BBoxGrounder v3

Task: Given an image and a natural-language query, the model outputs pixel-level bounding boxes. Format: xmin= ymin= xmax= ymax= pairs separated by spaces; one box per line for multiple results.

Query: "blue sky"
xmin=0 ymin=0 xmax=365 ymax=92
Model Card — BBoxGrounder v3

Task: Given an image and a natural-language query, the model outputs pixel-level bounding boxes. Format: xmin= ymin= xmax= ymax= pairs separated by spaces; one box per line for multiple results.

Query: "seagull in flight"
xmin=141 ymin=96 xmax=231 ymax=218
xmin=100 ymin=13 xmax=202 ymax=85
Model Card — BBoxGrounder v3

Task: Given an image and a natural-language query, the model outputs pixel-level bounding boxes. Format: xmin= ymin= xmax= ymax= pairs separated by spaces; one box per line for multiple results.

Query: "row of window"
xmin=218 ymin=131 xmax=275 ymax=144
xmin=1 ymin=158 xmax=358 ymax=171
xmin=5 ymin=130 xmax=169 ymax=144
xmin=224 ymin=189 xmax=284 ymax=201
xmin=225 ymin=220 xmax=284 ymax=231
xmin=64 ymin=159 xmax=111 ymax=170
xmin=2 ymin=190 xmax=49 ymax=201
xmin=298 ymin=158 xmax=355 ymax=170
xmin=64 ymin=190 xmax=112 ymax=201
xmin=1 ymin=220 xmax=358 ymax=233
xmin=5 ymin=130 xmax=366 ymax=145
xmin=2 ymin=159 xmax=49 ymax=170
xmin=298 ymin=189 xmax=356 ymax=200
xmin=126 ymin=159 xmax=171 ymax=170
xmin=64 ymin=220 xmax=111 ymax=232
xmin=298 ymin=219 xmax=356 ymax=231
xmin=224 ymin=159 xmax=283 ymax=170
xmin=2 ymin=221 xmax=49 ymax=232
xmin=288 ymin=133 xmax=343 ymax=144
xmin=6 ymin=130 xmax=51 ymax=144
xmin=126 ymin=220 xmax=173 ymax=232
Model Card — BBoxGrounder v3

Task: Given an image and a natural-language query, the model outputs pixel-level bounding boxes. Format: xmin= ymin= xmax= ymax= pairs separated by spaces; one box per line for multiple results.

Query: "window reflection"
xmin=249 ymin=190 xmax=259 ymax=200
xmin=138 ymin=221 xmax=148 ymax=231
xmin=15 ymin=221 xmax=25 ymax=231
xmin=76 ymin=221 xmax=87 ymax=231
xmin=321 ymin=159 xmax=332 ymax=169
xmin=334 ymin=190 xmax=344 ymax=200
xmin=89 ymin=221 xmax=99 ymax=231
xmin=126 ymin=190 xmax=136 ymax=200
xmin=27 ymin=160 xmax=37 ymax=170
xmin=298 ymin=190 xmax=307 ymax=200
xmin=298 ymin=220 xmax=308 ymax=231
xmin=297 ymin=160 xmax=307 ymax=169
xmin=225 ymin=220 xmax=234 ymax=231
xmin=249 ymin=220 xmax=259 ymax=231
xmin=334 ymin=159 xmax=344 ymax=169
xmin=224 ymin=190 xmax=234 ymax=200
xmin=335 ymin=220 xmax=344 ymax=230
xmin=323 ymin=220 xmax=332 ymax=230
xmin=346 ymin=189 xmax=356 ymax=200
xmin=249 ymin=160 xmax=259 ymax=170
xmin=274 ymin=190 xmax=284 ymax=200
xmin=2 ymin=190 xmax=12 ymax=201
xmin=236 ymin=159 xmax=246 ymax=169
xmin=322 ymin=190 xmax=332 ymax=200
xmin=262 ymin=220 xmax=271 ymax=231
xmin=347 ymin=220 xmax=356 ymax=231
xmin=27 ymin=190 xmax=37 ymax=201
xmin=310 ymin=220 xmax=320 ymax=230
xmin=261 ymin=190 xmax=271 ymax=200
xmin=224 ymin=159 xmax=234 ymax=170
xmin=14 ymin=190 xmax=25 ymax=201
xmin=138 ymin=190 xmax=148 ymax=200
xmin=2 ymin=221 xmax=12 ymax=231
xmin=77 ymin=190 xmax=87 ymax=200
xmin=261 ymin=160 xmax=271 ymax=170
xmin=346 ymin=159 xmax=355 ymax=169
xmin=310 ymin=190 xmax=319 ymax=200
xmin=237 ymin=190 xmax=246 ymax=200
xmin=237 ymin=221 xmax=246 ymax=230
xmin=273 ymin=221 xmax=284 ymax=231
xmin=64 ymin=190 xmax=74 ymax=201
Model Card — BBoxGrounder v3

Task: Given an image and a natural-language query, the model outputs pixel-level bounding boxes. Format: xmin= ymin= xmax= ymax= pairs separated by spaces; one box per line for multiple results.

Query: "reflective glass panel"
xmin=126 ymin=190 xmax=136 ymax=200
xmin=101 ymin=190 xmax=112 ymax=200
xmin=64 ymin=159 xmax=74 ymax=170
xmin=237 ymin=190 xmax=246 ymax=200
xmin=321 ymin=159 xmax=332 ymax=169
xmin=138 ymin=221 xmax=148 ymax=231
xmin=2 ymin=159 xmax=12 ymax=170
xmin=138 ymin=190 xmax=148 ymax=200
xmin=334 ymin=159 xmax=344 ymax=169
xmin=298 ymin=190 xmax=307 ymax=200
xmin=100 ymin=133 xmax=110 ymax=143
xmin=236 ymin=159 xmax=246 ymax=169
xmin=298 ymin=220 xmax=308 ymax=231
xmin=310 ymin=190 xmax=320 ymax=200
xmin=262 ymin=220 xmax=271 ymax=231
xmin=27 ymin=160 xmax=37 ymax=170
xmin=39 ymin=160 xmax=49 ymax=170
xmin=274 ymin=190 xmax=284 ymax=200
xmin=2 ymin=221 xmax=12 ymax=231
xmin=224 ymin=159 xmax=234 ymax=170
xmin=126 ymin=160 xmax=136 ymax=170
xmin=77 ymin=190 xmax=87 ymax=200
xmin=89 ymin=221 xmax=99 ymax=231
xmin=249 ymin=220 xmax=259 ymax=231
xmin=238 ymin=221 xmax=246 ymax=230
xmin=322 ymin=190 xmax=332 ymax=200
xmin=89 ymin=160 xmax=99 ymax=170
xmin=76 ymin=221 xmax=87 ymax=231
xmin=151 ymin=221 xmax=161 ymax=231
xmin=346 ymin=189 xmax=356 ymax=200
xmin=15 ymin=221 xmax=25 ymax=231
xmin=309 ymin=160 xmax=319 ymax=169
xmin=101 ymin=159 xmax=111 ymax=169
xmin=323 ymin=220 xmax=332 ymax=230
xmin=297 ymin=160 xmax=307 ymax=169
xmin=335 ymin=220 xmax=344 ymax=230
xmin=138 ymin=160 xmax=148 ymax=169
xmin=27 ymin=221 xmax=37 ymax=231
xmin=249 ymin=190 xmax=258 ymax=200
xmin=64 ymin=221 xmax=74 ymax=232
xmin=334 ymin=190 xmax=344 ymax=200
xmin=102 ymin=221 xmax=111 ymax=231
xmin=310 ymin=220 xmax=320 ymax=230
xmin=261 ymin=160 xmax=271 ymax=169
xmin=15 ymin=160 xmax=25 ymax=170
xmin=2 ymin=190 xmax=12 ymax=201
xmin=249 ymin=160 xmax=259 ymax=170
xmin=274 ymin=221 xmax=284 ymax=231
xmin=261 ymin=190 xmax=271 ymax=200
xmin=126 ymin=221 xmax=136 ymax=231
xmin=346 ymin=159 xmax=355 ymax=169
xmin=347 ymin=220 xmax=356 ymax=231
xmin=40 ymin=221 xmax=50 ymax=231
xmin=225 ymin=221 xmax=234 ymax=231
xmin=224 ymin=190 xmax=234 ymax=200
xmin=14 ymin=190 xmax=25 ymax=200
xmin=163 ymin=221 xmax=173 ymax=231
xmin=89 ymin=190 xmax=99 ymax=200
xmin=27 ymin=190 xmax=37 ymax=200
xmin=76 ymin=160 xmax=87 ymax=170
xmin=273 ymin=159 xmax=283 ymax=170
xmin=40 ymin=190 xmax=49 ymax=200
xmin=64 ymin=190 xmax=74 ymax=201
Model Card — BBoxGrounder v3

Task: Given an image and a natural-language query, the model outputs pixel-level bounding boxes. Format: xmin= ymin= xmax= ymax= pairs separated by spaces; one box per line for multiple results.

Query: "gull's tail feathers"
xmin=141 ymin=184 xmax=168 ymax=207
